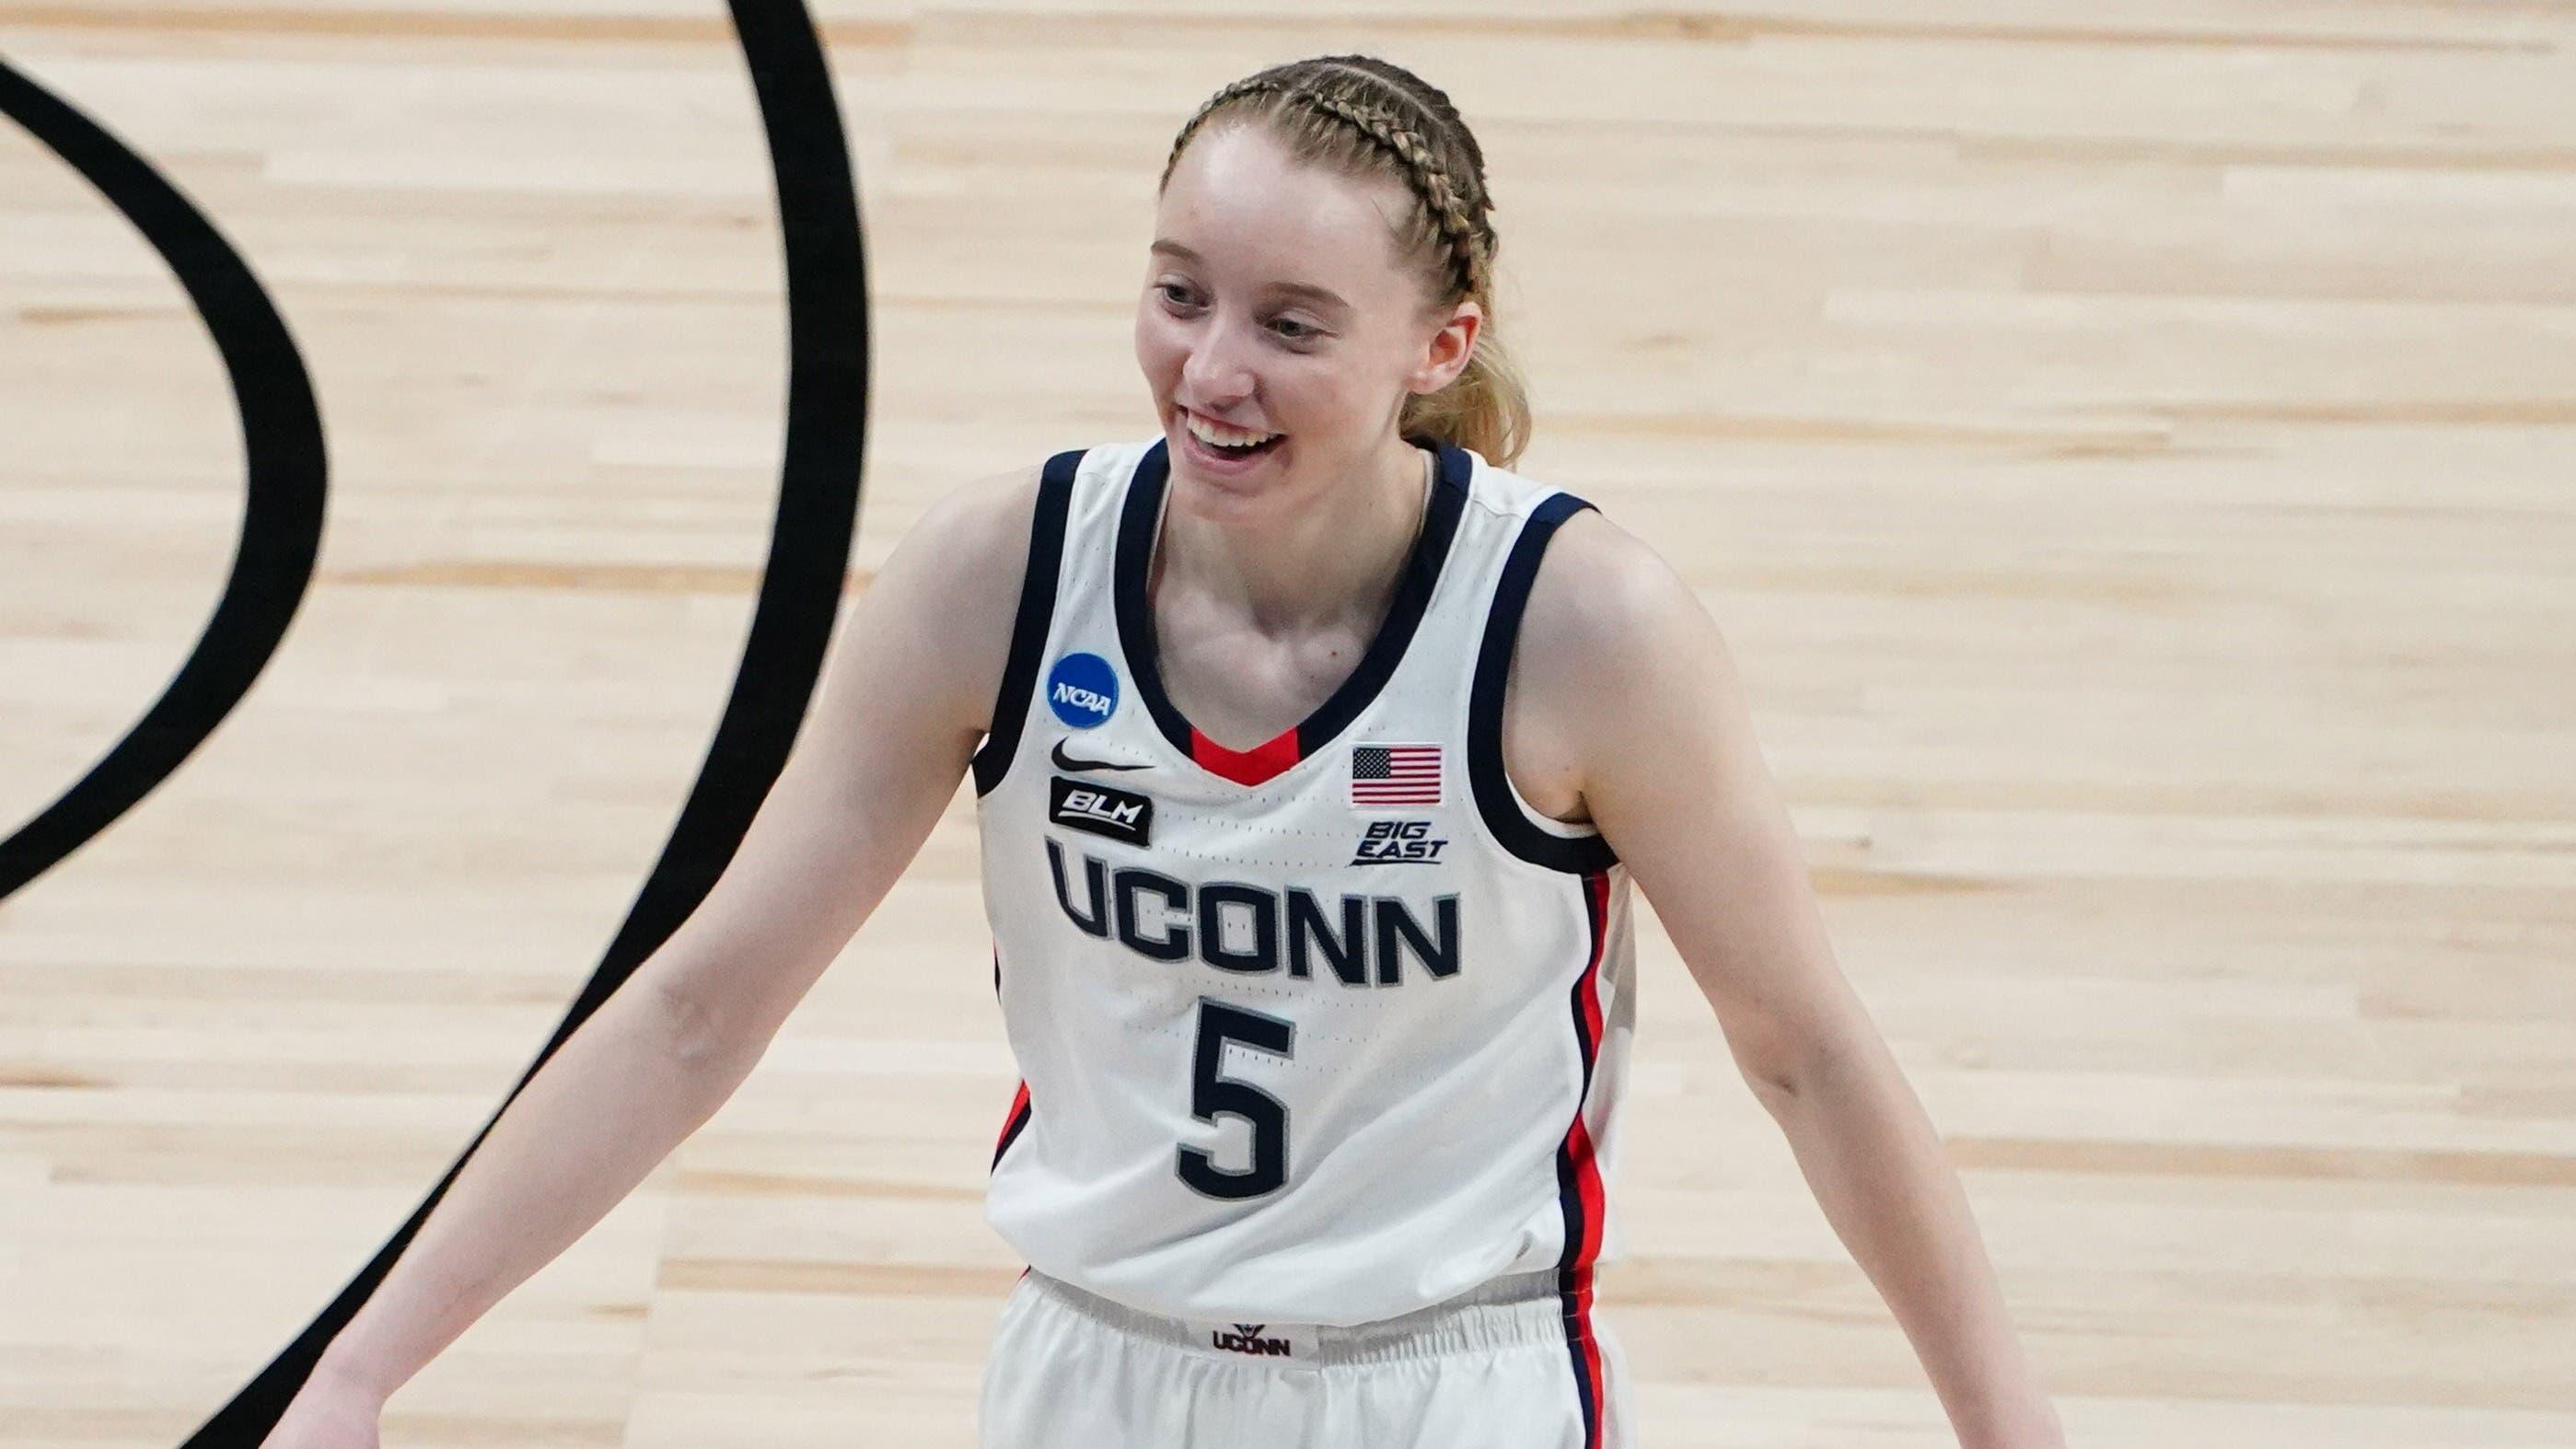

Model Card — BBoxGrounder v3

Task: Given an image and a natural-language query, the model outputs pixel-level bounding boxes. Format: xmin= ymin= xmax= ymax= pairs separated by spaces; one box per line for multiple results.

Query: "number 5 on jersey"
xmin=1177 ymin=998 xmax=1294 ymax=1200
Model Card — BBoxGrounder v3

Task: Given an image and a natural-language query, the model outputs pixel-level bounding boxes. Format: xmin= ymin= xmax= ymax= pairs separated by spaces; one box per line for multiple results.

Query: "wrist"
xmin=308 ymin=1341 xmax=400 ymax=1406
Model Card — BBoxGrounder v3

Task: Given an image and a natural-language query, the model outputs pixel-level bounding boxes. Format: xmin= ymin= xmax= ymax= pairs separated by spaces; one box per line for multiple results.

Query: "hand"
xmin=257 ymin=1365 xmax=386 ymax=1449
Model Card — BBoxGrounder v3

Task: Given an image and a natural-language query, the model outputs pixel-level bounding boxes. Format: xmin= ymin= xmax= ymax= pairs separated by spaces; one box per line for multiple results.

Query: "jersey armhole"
xmin=1465 ymin=491 xmax=1621 ymax=873
xmin=969 ymin=448 xmax=1082 ymax=797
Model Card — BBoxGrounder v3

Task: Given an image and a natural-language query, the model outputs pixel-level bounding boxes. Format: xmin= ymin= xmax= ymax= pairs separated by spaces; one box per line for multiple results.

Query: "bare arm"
xmin=1517 ymin=511 xmax=2067 ymax=1449
xmin=301 ymin=464 xmax=1040 ymax=1404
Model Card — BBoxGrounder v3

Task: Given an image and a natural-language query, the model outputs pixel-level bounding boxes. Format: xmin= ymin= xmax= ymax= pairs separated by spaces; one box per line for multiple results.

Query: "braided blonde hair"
xmin=1157 ymin=55 xmax=1533 ymax=469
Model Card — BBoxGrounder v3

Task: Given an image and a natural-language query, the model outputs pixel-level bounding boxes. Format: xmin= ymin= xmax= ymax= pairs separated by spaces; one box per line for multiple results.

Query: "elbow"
xmin=1741 ymin=1060 xmax=1804 ymax=1116
xmin=1733 ymin=1025 xmax=1851 ymax=1115
xmin=639 ymin=977 xmax=752 ymax=1077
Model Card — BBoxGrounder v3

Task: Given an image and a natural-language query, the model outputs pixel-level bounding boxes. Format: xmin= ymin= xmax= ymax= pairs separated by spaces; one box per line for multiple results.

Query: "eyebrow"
xmin=1150 ymin=239 xmax=1351 ymax=313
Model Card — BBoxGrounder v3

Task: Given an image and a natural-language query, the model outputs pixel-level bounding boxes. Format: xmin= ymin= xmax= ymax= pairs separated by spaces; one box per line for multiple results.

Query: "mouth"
xmin=1176 ymin=407 xmax=1287 ymax=465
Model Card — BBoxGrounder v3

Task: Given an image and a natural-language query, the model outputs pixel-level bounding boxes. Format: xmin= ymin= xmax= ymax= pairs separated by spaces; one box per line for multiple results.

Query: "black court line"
xmin=0 ymin=57 xmax=330 ymax=902
xmin=180 ymin=1 xmax=871 ymax=1438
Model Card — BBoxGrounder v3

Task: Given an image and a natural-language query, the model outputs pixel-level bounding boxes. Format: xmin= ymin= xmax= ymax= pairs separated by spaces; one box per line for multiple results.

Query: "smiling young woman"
xmin=951 ymin=52 xmax=2064 ymax=1449
xmin=271 ymin=51 xmax=2064 ymax=1449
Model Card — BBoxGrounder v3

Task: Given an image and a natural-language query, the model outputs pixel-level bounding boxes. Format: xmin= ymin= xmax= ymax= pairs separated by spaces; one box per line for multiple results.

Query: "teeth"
xmin=1184 ymin=412 xmax=1279 ymax=448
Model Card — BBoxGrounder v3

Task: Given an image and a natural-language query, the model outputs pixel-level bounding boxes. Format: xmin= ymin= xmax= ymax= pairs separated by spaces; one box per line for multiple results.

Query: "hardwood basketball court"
xmin=3 ymin=4 xmax=2571 ymax=1444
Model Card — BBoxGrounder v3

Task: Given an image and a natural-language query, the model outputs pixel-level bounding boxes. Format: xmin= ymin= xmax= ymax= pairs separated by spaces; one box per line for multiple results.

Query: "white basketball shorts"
xmin=978 ymin=1265 xmax=1636 ymax=1448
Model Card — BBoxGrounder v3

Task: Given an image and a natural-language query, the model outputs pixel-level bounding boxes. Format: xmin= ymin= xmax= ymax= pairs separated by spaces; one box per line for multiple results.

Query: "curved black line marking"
xmin=186 ymin=2 xmax=870 ymax=1439
xmin=0 ymin=58 xmax=329 ymax=901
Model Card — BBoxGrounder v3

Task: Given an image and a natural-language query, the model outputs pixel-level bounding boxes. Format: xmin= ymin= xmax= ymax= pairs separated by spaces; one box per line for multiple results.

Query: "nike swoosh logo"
xmin=1052 ymin=739 xmax=1150 ymax=772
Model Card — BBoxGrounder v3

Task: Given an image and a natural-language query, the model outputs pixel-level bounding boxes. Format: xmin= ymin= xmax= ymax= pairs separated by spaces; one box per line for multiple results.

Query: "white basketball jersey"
xmin=969 ymin=434 xmax=1637 ymax=1338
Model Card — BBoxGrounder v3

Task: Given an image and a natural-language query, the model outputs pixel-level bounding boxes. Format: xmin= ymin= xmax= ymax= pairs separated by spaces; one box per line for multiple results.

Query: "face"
xmin=1136 ymin=122 xmax=1480 ymax=519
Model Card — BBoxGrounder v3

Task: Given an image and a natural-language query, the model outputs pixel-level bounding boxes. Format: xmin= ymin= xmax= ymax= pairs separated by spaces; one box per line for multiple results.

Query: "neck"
xmin=1155 ymin=435 xmax=1433 ymax=634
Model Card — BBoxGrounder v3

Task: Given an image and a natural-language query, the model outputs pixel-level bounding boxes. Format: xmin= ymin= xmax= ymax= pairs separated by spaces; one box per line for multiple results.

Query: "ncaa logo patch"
xmin=1046 ymin=651 xmax=1120 ymax=729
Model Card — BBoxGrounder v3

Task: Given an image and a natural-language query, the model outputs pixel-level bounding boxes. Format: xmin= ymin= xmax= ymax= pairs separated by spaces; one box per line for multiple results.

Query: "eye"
xmin=1271 ymin=317 xmax=1320 ymax=342
xmin=1156 ymin=282 xmax=1197 ymax=307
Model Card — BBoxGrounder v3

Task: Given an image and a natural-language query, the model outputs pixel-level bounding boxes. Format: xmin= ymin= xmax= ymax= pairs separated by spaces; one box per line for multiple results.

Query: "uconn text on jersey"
xmin=1046 ymin=837 xmax=1461 ymax=986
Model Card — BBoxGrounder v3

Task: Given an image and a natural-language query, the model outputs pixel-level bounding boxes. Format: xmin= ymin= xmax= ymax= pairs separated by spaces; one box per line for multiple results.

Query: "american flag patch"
xmin=1351 ymin=743 xmax=1442 ymax=807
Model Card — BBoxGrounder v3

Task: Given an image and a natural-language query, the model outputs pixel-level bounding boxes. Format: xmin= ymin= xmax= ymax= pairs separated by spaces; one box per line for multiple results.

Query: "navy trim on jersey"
xmin=1110 ymin=435 xmax=1470 ymax=785
xmin=1555 ymin=867 xmax=1614 ymax=1447
xmin=990 ymin=944 xmax=1033 ymax=1171
xmin=970 ymin=448 xmax=1083 ymax=797
xmin=992 ymin=1080 xmax=1033 ymax=1171
xmin=1467 ymin=493 xmax=1620 ymax=872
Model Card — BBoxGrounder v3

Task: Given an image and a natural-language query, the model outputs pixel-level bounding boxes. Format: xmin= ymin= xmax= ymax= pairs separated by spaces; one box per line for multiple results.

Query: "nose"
xmin=1178 ymin=317 xmax=1257 ymax=410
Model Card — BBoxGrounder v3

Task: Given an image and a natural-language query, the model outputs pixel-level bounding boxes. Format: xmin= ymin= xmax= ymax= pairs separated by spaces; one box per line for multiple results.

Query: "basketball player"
xmin=266 ymin=54 xmax=2064 ymax=1449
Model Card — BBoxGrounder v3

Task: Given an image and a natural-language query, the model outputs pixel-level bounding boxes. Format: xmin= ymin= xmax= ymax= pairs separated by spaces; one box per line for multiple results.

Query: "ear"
xmin=1405 ymin=299 xmax=1482 ymax=396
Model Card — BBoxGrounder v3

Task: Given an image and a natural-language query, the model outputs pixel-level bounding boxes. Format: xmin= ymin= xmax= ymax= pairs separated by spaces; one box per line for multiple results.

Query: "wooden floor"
xmin=5 ymin=3 xmax=2574 ymax=1444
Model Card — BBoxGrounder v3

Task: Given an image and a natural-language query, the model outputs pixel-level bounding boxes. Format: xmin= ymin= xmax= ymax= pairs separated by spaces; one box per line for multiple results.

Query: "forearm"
xmin=314 ymin=982 xmax=749 ymax=1401
xmin=1757 ymin=1033 xmax=2066 ymax=1449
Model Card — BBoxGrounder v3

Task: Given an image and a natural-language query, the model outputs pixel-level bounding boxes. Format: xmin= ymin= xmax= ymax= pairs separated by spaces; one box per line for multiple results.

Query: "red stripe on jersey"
xmin=992 ymin=1079 xmax=1031 ymax=1164
xmin=1557 ymin=868 xmax=1614 ymax=1445
xmin=1189 ymin=724 xmax=1302 ymax=785
xmin=1566 ymin=869 xmax=1610 ymax=1270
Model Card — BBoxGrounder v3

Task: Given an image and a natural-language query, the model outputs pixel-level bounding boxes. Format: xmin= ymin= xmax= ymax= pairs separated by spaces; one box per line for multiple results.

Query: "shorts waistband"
xmin=1018 ymin=1267 xmax=1575 ymax=1368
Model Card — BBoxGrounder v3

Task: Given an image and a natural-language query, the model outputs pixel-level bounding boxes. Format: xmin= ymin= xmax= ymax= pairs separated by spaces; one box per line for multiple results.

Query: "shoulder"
xmin=1516 ymin=503 xmax=1708 ymax=693
xmin=887 ymin=457 xmax=1056 ymax=622
xmin=899 ymin=458 xmax=1049 ymax=574
xmin=1506 ymin=500 xmax=1734 ymax=806
xmin=853 ymin=459 xmax=1051 ymax=737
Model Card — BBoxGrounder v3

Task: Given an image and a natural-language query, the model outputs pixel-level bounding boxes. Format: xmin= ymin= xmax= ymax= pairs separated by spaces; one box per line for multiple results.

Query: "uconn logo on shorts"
xmin=1213 ymin=1322 xmax=1294 ymax=1357
xmin=1184 ymin=1315 xmax=1311 ymax=1359
xmin=1046 ymin=651 xmax=1120 ymax=729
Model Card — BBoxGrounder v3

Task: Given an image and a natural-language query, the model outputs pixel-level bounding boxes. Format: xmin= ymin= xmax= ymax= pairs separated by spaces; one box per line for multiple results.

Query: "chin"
xmin=1169 ymin=459 xmax=1269 ymax=509
xmin=1173 ymin=457 xmax=1298 ymax=527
